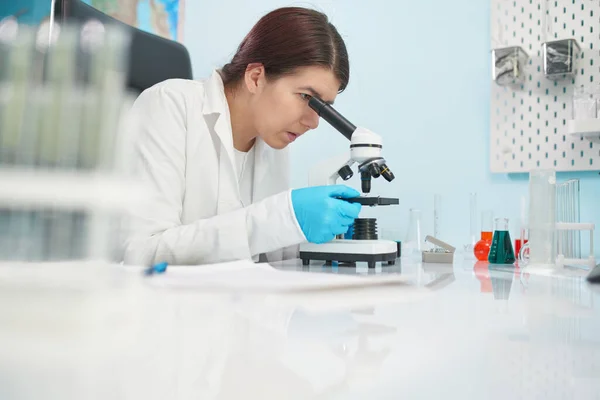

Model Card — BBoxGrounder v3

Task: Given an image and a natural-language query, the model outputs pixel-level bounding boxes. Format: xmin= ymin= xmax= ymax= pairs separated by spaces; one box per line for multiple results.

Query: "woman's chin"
xmin=264 ymin=136 xmax=290 ymax=150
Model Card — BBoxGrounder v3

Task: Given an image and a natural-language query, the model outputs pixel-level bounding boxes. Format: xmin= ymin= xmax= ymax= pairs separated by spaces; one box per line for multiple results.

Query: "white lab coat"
xmin=121 ymin=70 xmax=306 ymax=266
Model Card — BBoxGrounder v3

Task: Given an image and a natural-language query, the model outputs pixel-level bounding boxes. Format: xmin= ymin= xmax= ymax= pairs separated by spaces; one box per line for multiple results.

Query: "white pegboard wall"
xmin=490 ymin=0 xmax=600 ymax=173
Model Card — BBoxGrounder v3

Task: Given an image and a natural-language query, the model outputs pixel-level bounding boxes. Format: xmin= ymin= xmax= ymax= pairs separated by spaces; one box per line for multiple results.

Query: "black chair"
xmin=52 ymin=0 xmax=193 ymax=94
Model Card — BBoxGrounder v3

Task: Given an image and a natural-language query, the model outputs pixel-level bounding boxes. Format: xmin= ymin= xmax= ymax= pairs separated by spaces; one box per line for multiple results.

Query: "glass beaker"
xmin=488 ymin=217 xmax=516 ymax=264
xmin=403 ymin=208 xmax=422 ymax=257
xmin=572 ymin=85 xmax=597 ymax=120
xmin=474 ymin=210 xmax=493 ymax=261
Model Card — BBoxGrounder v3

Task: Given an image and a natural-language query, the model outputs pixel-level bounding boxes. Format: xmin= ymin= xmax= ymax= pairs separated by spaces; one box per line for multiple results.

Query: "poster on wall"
xmin=81 ymin=0 xmax=185 ymax=42
xmin=0 ymin=1 xmax=185 ymax=43
xmin=0 ymin=0 xmax=52 ymax=25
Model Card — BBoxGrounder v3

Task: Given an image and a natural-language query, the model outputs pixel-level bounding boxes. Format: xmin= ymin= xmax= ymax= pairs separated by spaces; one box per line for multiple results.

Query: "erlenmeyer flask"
xmin=403 ymin=208 xmax=422 ymax=257
xmin=488 ymin=217 xmax=516 ymax=264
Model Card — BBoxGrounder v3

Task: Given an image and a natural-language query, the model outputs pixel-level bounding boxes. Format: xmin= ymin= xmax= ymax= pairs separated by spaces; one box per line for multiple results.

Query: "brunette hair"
xmin=220 ymin=7 xmax=349 ymax=92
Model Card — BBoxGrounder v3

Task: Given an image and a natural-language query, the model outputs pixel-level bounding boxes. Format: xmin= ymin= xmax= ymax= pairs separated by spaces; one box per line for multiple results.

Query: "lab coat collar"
xmin=202 ymin=69 xmax=228 ymax=116
xmin=202 ymin=70 xmax=235 ymax=163
xmin=202 ymin=69 xmax=274 ymax=208
xmin=202 ymin=69 xmax=270 ymax=160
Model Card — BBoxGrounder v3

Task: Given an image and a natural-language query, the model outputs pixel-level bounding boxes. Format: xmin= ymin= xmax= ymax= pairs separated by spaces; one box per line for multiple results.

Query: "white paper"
xmin=144 ymin=259 xmax=412 ymax=293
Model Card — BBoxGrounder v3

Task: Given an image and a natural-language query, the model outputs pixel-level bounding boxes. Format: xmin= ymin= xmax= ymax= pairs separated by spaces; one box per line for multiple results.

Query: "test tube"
xmin=12 ymin=23 xmax=58 ymax=261
xmin=1 ymin=25 xmax=35 ymax=165
xmin=556 ymin=181 xmax=566 ymax=257
xmin=0 ymin=26 xmax=38 ymax=261
xmin=84 ymin=21 xmax=130 ymax=171
xmin=37 ymin=25 xmax=72 ymax=260
xmin=566 ymin=180 xmax=573 ymax=258
xmin=467 ymin=192 xmax=477 ymax=253
xmin=0 ymin=21 xmax=132 ymax=262
xmin=518 ymin=195 xmax=528 ymax=258
xmin=571 ymin=179 xmax=581 ymax=259
xmin=81 ymin=22 xmax=130 ymax=260
xmin=433 ymin=194 xmax=441 ymax=251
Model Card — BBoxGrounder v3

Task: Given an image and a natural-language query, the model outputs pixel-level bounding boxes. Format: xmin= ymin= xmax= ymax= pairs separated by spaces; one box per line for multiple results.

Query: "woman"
xmin=122 ymin=7 xmax=361 ymax=266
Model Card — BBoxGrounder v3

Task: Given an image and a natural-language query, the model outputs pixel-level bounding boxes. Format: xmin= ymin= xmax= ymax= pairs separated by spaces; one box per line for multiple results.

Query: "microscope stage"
xmin=299 ymin=239 xmax=398 ymax=268
xmin=344 ymin=196 xmax=399 ymax=206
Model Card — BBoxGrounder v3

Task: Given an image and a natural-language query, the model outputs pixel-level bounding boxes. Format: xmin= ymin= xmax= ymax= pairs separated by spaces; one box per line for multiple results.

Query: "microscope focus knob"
xmin=338 ymin=165 xmax=353 ymax=181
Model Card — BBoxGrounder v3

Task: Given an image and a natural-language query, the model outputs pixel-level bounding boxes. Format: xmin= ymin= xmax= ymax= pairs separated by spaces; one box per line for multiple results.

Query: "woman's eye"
xmin=299 ymin=93 xmax=311 ymax=101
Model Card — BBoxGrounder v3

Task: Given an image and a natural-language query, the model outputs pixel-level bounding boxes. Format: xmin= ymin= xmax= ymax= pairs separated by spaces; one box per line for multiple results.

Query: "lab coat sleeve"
xmin=121 ymin=84 xmax=307 ymax=266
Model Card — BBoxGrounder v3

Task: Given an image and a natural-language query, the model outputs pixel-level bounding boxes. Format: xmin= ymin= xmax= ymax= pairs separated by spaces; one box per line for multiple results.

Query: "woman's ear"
xmin=244 ymin=63 xmax=266 ymax=94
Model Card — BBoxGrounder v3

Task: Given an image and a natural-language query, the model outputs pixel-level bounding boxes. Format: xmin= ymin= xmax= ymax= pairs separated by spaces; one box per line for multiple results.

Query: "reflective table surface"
xmin=1 ymin=256 xmax=599 ymax=400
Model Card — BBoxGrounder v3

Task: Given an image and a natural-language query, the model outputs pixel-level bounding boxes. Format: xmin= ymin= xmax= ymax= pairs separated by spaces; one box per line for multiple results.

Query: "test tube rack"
xmin=555 ymin=222 xmax=596 ymax=270
xmin=0 ymin=19 xmax=143 ymax=262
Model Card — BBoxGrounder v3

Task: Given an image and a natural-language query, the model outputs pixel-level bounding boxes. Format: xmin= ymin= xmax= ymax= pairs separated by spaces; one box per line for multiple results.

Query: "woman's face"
xmin=245 ymin=65 xmax=341 ymax=149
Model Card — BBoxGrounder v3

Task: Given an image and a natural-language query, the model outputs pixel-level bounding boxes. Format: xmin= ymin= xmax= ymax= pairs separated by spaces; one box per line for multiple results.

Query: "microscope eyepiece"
xmin=308 ymin=96 xmax=356 ymax=141
xmin=380 ymin=163 xmax=395 ymax=182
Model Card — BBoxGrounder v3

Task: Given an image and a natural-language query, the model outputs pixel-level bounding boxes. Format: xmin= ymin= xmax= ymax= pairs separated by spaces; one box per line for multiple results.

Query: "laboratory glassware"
xmin=403 ymin=208 xmax=422 ymax=257
xmin=572 ymin=85 xmax=597 ymax=120
xmin=465 ymin=192 xmax=478 ymax=255
xmin=556 ymin=179 xmax=581 ymax=260
xmin=0 ymin=21 xmax=133 ymax=263
xmin=474 ymin=210 xmax=493 ymax=261
xmin=488 ymin=217 xmax=516 ymax=264
xmin=433 ymin=194 xmax=442 ymax=252
xmin=515 ymin=195 xmax=528 ymax=263
xmin=528 ymin=169 xmax=556 ymax=266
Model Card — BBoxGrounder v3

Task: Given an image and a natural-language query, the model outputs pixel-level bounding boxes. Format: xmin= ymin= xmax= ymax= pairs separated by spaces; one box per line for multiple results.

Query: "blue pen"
xmin=143 ymin=262 xmax=168 ymax=276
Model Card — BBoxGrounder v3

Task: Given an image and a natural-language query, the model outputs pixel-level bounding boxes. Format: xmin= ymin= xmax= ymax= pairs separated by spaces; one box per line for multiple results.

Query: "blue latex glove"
xmin=291 ymin=185 xmax=362 ymax=244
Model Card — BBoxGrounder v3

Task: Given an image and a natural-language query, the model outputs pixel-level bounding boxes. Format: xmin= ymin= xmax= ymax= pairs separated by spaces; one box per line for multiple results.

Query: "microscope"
xmin=298 ymin=96 xmax=399 ymax=269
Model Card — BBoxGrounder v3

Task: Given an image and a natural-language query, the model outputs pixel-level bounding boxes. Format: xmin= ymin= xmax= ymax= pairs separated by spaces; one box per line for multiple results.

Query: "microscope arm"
xmin=308 ymin=153 xmax=355 ymax=187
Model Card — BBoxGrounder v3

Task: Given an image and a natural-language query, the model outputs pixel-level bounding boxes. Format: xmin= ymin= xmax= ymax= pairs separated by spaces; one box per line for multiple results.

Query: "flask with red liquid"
xmin=474 ymin=210 xmax=493 ymax=261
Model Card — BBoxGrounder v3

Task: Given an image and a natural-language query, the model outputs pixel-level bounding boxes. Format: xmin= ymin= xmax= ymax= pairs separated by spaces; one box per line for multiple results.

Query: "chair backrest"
xmin=53 ymin=0 xmax=193 ymax=94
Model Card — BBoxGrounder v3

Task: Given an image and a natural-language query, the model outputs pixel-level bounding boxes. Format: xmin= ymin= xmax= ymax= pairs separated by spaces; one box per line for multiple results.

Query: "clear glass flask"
xmin=488 ymin=217 xmax=516 ymax=264
xmin=403 ymin=208 xmax=422 ymax=257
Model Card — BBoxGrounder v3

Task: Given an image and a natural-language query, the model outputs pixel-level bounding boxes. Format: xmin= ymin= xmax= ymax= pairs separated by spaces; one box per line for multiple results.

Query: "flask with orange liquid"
xmin=474 ymin=210 xmax=493 ymax=261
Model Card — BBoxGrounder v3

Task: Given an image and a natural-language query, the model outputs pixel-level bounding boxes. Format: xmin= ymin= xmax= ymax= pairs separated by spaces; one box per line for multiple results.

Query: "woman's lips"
xmin=286 ymin=132 xmax=298 ymax=142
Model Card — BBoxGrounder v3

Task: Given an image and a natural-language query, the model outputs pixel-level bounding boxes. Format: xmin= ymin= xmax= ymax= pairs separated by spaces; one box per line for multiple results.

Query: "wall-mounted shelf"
xmin=490 ymin=0 xmax=600 ymax=172
xmin=568 ymin=119 xmax=600 ymax=143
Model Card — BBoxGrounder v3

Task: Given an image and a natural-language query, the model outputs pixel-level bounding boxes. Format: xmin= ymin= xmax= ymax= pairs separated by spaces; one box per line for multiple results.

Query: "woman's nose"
xmin=302 ymin=109 xmax=320 ymax=130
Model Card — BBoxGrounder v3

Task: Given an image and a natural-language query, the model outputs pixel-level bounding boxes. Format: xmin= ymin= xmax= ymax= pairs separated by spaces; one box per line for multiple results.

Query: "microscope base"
xmin=299 ymin=240 xmax=398 ymax=269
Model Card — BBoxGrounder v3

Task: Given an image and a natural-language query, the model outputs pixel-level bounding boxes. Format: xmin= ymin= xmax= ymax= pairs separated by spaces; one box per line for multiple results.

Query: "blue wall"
xmin=184 ymin=0 xmax=600 ymax=257
xmin=0 ymin=0 xmax=51 ymax=24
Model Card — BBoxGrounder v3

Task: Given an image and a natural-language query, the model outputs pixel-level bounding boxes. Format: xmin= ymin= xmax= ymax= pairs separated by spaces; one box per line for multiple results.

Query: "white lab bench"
xmin=1 ymin=257 xmax=599 ymax=400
